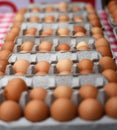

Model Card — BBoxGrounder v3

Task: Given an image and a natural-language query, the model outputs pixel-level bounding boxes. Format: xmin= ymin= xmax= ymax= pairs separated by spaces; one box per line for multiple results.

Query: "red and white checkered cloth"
xmin=0 ymin=11 xmax=117 ymax=63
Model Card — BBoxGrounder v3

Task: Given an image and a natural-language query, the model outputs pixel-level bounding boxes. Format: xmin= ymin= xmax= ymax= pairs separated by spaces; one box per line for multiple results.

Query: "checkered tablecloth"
xmin=0 ymin=12 xmax=117 ymax=63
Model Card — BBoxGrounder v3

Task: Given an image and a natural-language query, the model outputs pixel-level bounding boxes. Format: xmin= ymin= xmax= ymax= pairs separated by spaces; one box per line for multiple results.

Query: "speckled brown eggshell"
xmin=95 ymin=38 xmax=110 ymax=48
xmin=0 ymin=50 xmax=11 ymax=60
xmin=1 ymin=41 xmax=14 ymax=52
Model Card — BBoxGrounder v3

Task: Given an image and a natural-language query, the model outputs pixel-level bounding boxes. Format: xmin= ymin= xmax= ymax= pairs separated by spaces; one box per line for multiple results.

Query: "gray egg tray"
xmin=26 ymin=2 xmax=86 ymax=13
xmin=14 ymin=36 xmax=95 ymax=53
xmin=24 ymin=12 xmax=88 ymax=23
xmin=19 ymin=23 xmax=91 ymax=37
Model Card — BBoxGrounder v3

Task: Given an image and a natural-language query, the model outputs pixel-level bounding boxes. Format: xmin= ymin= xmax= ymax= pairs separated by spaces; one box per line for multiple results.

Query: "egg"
xmin=104 ymin=82 xmax=117 ymax=97
xmin=99 ymin=56 xmax=116 ymax=71
xmin=0 ymin=60 xmax=8 ymax=72
xmin=79 ymin=70 xmax=94 ymax=74
xmin=78 ymin=59 xmax=94 ymax=73
xmin=74 ymin=32 xmax=86 ymax=37
xmin=90 ymin=19 xmax=101 ymax=27
xmin=35 ymin=61 xmax=50 ymax=75
xmin=73 ymin=16 xmax=84 ymax=22
xmin=14 ymin=14 xmax=24 ymax=22
xmin=31 ymin=7 xmax=40 ymax=12
xmin=41 ymin=28 xmax=53 ymax=36
xmin=79 ymin=84 xmax=98 ymax=99
xmin=58 ymin=2 xmax=68 ymax=12
xmin=38 ymin=41 xmax=52 ymax=52
xmin=96 ymin=46 xmax=112 ymax=57
xmin=0 ymin=50 xmax=11 ymax=60
xmin=0 ymin=100 xmax=22 ymax=122
xmin=105 ymin=97 xmax=117 ymax=118
xmin=85 ymin=4 xmax=94 ymax=12
xmin=54 ymin=85 xmax=73 ymax=99
xmin=29 ymin=16 xmax=40 ymax=22
xmin=5 ymin=32 xmax=16 ymax=41
xmin=91 ymin=27 xmax=103 ymax=35
xmin=58 ymin=15 xmax=69 ymax=22
xmin=51 ymin=98 xmax=76 ymax=121
xmin=4 ymin=78 xmax=28 ymax=102
xmin=77 ymin=46 xmax=90 ymax=51
xmin=12 ymin=21 xmax=22 ymax=28
xmin=74 ymin=26 xmax=86 ymax=33
xmin=20 ymin=41 xmax=34 ymax=52
xmin=56 ymin=58 xmax=73 ymax=74
xmin=93 ymin=34 xmax=104 ymax=40
xmin=76 ymin=41 xmax=90 ymax=50
xmin=78 ymin=99 xmax=103 ymax=121
xmin=72 ymin=6 xmax=80 ymax=12
xmin=44 ymin=15 xmax=55 ymax=23
xmin=13 ymin=59 xmax=30 ymax=74
xmin=10 ymin=27 xmax=20 ymax=36
xmin=0 ymin=71 xmax=4 ymax=76
xmin=95 ymin=38 xmax=110 ymax=48
xmin=17 ymin=8 xmax=26 ymax=14
xmin=102 ymin=69 xmax=117 ymax=82
xmin=57 ymin=43 xmax=70 ymax=51
xmin=88 ymin=14 xmax=99 ymax=21
xmin=44 ymin=6 xmax=55 ymax=12
xmin=1 ymin=41 xmax=14 ymax=52
xmin=57 ymin=27 xmax=70 ymax=36
xmin=25 ymin=27 xmax=37 ymax=36
xmin=24 ymin=100 xmax=49 ymax=122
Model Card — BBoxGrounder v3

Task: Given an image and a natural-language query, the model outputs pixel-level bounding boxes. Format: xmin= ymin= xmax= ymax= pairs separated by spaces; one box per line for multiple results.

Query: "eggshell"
xmin=102 ymin=69 xmax=117 ymax=82
xmin=31 ymin=7 xmax=40 ymax=12
xmin=99 ymin=56 xmax=116 ymax=71
xmin=57 ymin=43 xmax=70 ymax=51
xmin=74 ymin=26 xmax=86 ymax=33
xmin=0 ymin=71 xmax=4 ymax=76
xmin=29 ymin=87 xmax=47 ymax=101
xmin=78 ymin=99 xmax=104 ymax=120
xmin=5 ymin=32 xmax=16 ymax=41
xmin=20 ymin=41 xmax=34 ymax=52
xmin=79 ymin=69 xmax=93 ymax=74
xmin=35 ymin=61 xmax=50 ymax=74
xmin=4 ymin=78 xmax=28 ymax=102
xmin=95 ymin=38 xmax=110 ymax=48
xmin=88 ymin=14 xmax=99 ymax=21
xmin=41 ymin=28 xmax=53 ymax=36
xmin=45 ymin=6 xmax=55 ymax=12
xmin=14 ymin=14 xmax=24 ymax=22
xmin=93 ymin=34 xmax=104 ymax=40
xmin=29 ymin=16 xmax=40 ymax=22
xmin=90 ymin=19 xmax=101 ymax=27
xmin=58 ymin=15 xmax=69 ymax=22
xmin=38 ymin=41 xmax=52 ymax=52
xmin=13 ymin=59 xmax=30 ymax=74
xmin=25 ymin=27 xmax=37 ymax=35
xmin=91 ymin=27 xmax=103 ymax=35
xmin=24 ymin=100 xmax=49 ymax=122
xmin=73 ymin=16 xmax=84 ymax=22
xmin=10 ymin=27 xmax=20 ymax=36
xmin=56 ymin=58 xmax=73 ymax=74
xmin=0 ymin=60 xmax=8 ymax=72
xmin=0 ymin=100 xmax=22 ymax=122
xmin=79 ymin=84 xmax=98 ymax=99
xmin=1 ymin=41 xmax=15 ymax=52
xmin=17 ymin=8 xmax=26 ymax=14
xmin=54 ymin=85 xmax=73 ymax=99
xmin=104 ymin=83 xmax=117 ymax=97
xmin=105 ymin=97 xmax=117 ymax=118
xmin=57 ymin=27 xmax=70 ymax=36
xmin=58 ymin=2 xmax=68 ymax=12
xmin=0 ymin=50 xmax=11 ymax=60
xmin=76 ymin=46 xmax=90 ymax=51
xmin=44 ymin=15 xmax=55 ymax=23
xmin=76 ymin=41 xmax=90 ymax=50
xmin=12 ymin=21 xmax=22 ymax=28
xmin=51 ymin=98 xmax=76 ymax=121
xmin=74 ymin=32 xmax=86 ymax=37
xmin=72 ymin=6 xmax=80 ymax=12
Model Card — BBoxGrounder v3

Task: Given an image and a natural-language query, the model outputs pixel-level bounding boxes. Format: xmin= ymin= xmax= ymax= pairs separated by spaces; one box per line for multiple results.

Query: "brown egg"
xmin=105 ymin=97 xmax=117 ymax=118
xmin=104 ymin=83 xmax=117 ymax=97
xmin=41 ymin=28 xmax=53 ymax=36
xmin=74 ymin=32 xmax=86 ymax=37
xmin=1 ymin=41 xmax=14 ymax=52
xmin=35 ymin=61 xmax=50 ymax=75
xmin=51 ymin=98 xmax=76 ymax=121
xmin=108 ymin=4 xmax=117 ymax=14
xmin=20 ymin=41 xmax=34 ymax=52
xmin=29 ymin=16 xmax=40 ymax=22
xmin=30 ymin=87 xmax=47 ymax=101
xmin=73 ymin=16 xmax=84 ymax=22
xmin=0 ymin=71 xmax=4 ymax=76
xmin=45 ymin=6 xmax=55 ymax=12
xmin=0 ymin=60 xmax=8 ymax=72
xmin=91 ymin=27 xmax=103 ymax=35
xmin=58 ymin=2 xmax=68 ymax=12
xmin=14 ymin=14 xmax=24 ymax=22
xmin=0 ymin=50 xmax=11 ymax=60
xmin=4 ymin=78 xmax=28 ymax=102
xmin=79 ymin=70 xmax=94 ymax=74
xmin=13 ymin=59 xmax=30 ymax=74
xmin=78 ymin=99 xmax=103 ymax=120
xmin=5 ymin=32 xmax=16 ymax=41
xmin=78 ymin=59 xmax=94 ymax=73
xmin=74 ymin=26 xmax=86 ymax=33
xmin=76 ymin=46 xmax=90 ymax=51
xmin=88 ymin=14 xmax=99 ymax=21
xmin=12 ymin=21 xmax=22 ymax=28
xmin=93 ymin=34 xmax=104 ymax=40
xmin=57 ymin=43 xmax=70 ymax=51
xmin=99 ymin=56 xmax=116 ymax=71
xmin=56 ymin=58 xmax=73 ymax=74
xmin=38 ymin=41 xmax=52 ymax=52
xmin=15 ymin=72 xmax=26 ymax=76
xmin=10 ymin=27 xmax=20 ymax=36
xmin=85 ymin=4 xmax=94 ymax=12
xmin=31 ymin=7 xmax=40 ymax=12
xmin=76 ymin=41 xmax=90 ymax=50
xmin=44 ymin=15 xmax=55 ymax=23
xmin=17 ymin=8 xmax=26 ymax=14
xmin=25 ymin=27 xmax=37 ymax=36
xmin=54 ymin=85 xmax=73 ymax=99
xmin=24 ymin=100 xmax=49 ymax=122
xmin=79 ymin=84 xmax=98 ymax=99
xmin=95 ymin=38 xmax=110 ymax=48
xmin=102 ymin=69 xmax=117 ymax=82
xmin=90 ymin=19 xmax=101 ymax=27
xmin=58 ymin=15 xmax=69 ymax=22
xmin=96 ymin=46 xmax=112 ymax=57
xmin=57 ymin=27 xmax=70 ymax=36
xmin=72 ymin=6 xmax=80 ymax=12
xmin=0 ymin=100 xmax=22 ymax=122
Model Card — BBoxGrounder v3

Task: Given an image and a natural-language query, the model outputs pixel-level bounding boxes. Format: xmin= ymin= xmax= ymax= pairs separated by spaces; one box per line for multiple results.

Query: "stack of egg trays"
xmin=0 ymin=75 xmax=117 ymax=130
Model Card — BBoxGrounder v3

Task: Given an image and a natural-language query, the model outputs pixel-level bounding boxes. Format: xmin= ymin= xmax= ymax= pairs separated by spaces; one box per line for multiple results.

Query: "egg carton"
xmin=14 ymin=36 xmax=95 ymax=53
xmin=18 ymin=22 xmax=91 ymax=37
xmin=26 ymin=2 xmax=86 ymax=13
xmin=24 ymin=12 xmax=88 ymax=23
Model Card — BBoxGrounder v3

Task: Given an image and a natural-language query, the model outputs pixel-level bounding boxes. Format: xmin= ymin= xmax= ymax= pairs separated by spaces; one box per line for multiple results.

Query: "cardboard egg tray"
xmin=18 ymin=23 xmax=91 ymax=37
xmin=24 ymin=12 xmax=88 ymax=23
xmin=14 ymin=36 xmax=95 ymax=53
xmin=26 ymin=2 xmax=86 ymax=13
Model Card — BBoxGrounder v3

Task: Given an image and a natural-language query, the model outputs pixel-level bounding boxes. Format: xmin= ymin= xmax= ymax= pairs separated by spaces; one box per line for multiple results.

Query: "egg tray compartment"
xmin=26 ymin=2 xmax=86 ymax=13
xmin=14 ymin=36 xmax=95 ymax=53
xmin=24 ymin=11 xmax=88 ymax=23
xmin=19 ymin=22 xmax=91 ymax=37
